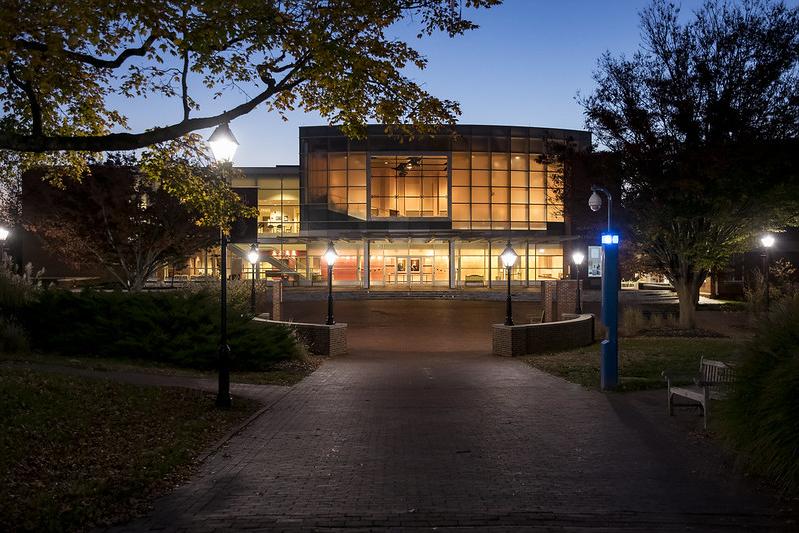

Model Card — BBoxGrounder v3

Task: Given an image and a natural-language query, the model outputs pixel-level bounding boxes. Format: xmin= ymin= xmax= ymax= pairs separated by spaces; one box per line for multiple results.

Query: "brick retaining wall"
xmin=492 ymin=314 xmax=595 ymax=357
xmin=253 ymin=316 xmax=347 ymax=357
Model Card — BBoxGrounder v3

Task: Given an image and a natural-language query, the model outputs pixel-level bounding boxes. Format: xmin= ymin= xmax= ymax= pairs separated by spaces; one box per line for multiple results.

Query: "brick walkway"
xmin=114 ymin=301 xmax=792 ymax=532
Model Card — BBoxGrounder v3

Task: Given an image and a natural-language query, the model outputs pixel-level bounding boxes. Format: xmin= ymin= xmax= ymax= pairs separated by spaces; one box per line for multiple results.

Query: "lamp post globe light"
xmin=0 ymin=225 xmax=9 ymax=262
xmin=588 ymin=185 xmax=619 ymax=391
xmin=500 ymin=241 xmax=518 ymax=326
xmin=760 ymin=233 xmax=775 ymax=311
xmin=572 ymin=250 xmax=585 ymax=314
xmin=208 ymin=122 xmax=239 ymax=408
xmin=247 ymin=244 xmax=260 ymax=315
xmin=324 ymin=242 xmax=338 ymax=325
xmin=0 ymin=226 xmax=9 ymax=255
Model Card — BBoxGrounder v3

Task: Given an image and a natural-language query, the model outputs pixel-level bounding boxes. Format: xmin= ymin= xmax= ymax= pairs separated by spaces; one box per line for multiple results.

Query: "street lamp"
xmin=500 ymin=241 xmax=518 ymax=326
xmin=589 ymin=185 xmax=619 ymax=391
xmin=760 ymin=233 xmax=775 ymax=311
xmin=247 ymin=244 xmax=260 ymax=315
xmin=208 ymin=122 xmax=239 ymax=408
xmin=572 ymin=250 xmax=585 ymax=314
xmin=324 ymin=242 xmax=338 ymax=325
xmin=0 ymin=226 xmax=9 ymax=257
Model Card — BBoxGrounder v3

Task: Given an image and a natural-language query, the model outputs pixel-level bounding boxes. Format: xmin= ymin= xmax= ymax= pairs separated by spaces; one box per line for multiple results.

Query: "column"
xmin=363 ymin=239 xmax=370 ymax=289
xmin=449 ymin=239 xmax=456 ymax=289
xmin=487 ymin=239 xmax=492 ymax=289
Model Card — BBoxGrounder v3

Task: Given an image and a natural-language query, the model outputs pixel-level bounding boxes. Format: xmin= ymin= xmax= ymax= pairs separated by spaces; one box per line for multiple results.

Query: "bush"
xmin=619 ymin=307 xmax=678 ymax=336
xmin=0 ymin=254 xmax=41 ymax=353
xmin=0 ymin=316 xmax=28 ymax=353
xmin=21 ymin=288 xmax=301 ymax=370
xmin=720 ymin=294 xmax=799 ymax=494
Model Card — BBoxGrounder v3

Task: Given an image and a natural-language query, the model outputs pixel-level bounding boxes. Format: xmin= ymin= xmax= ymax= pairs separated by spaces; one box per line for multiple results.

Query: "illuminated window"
xmin=370 ymin=155 xmax=449 ymax=218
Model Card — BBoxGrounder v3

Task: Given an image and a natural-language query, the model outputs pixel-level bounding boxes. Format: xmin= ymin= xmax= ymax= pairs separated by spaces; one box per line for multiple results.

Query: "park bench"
xmin=464 ymin=274 xmax=485 ymax=287
xmin=662 ymin=357 xmax=735 ymax=429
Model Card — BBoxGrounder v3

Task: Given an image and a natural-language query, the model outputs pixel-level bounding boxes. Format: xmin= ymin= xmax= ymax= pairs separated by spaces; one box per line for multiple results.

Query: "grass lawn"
xmin=0 ymin=351 xmax=321 ymax=386
xmin=0 ymin=368 xmax=260 ymax=532
xmin=521 ymin=337 xmax=744 ymax=391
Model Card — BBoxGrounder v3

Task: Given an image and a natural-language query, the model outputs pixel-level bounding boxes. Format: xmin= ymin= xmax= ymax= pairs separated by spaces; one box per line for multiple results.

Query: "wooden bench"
xmin=464 ymin=274 xmax=485 ymax=287
xmin=663 ymin=357 xmax=735 ymax=429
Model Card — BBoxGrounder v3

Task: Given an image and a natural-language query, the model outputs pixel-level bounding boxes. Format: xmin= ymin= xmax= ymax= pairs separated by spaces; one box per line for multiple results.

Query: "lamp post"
xmin=247 ymin=244 xmax=260 ymax=315
xmin=500 ymin=241 xmax=518 ymax=326
xmin=0 ymin=226 xmax=9 ymax=257
xmin=572 ymin=250 xmax=585 ymax=314
xmin=208 ymin=122 xmax=239 ymax=408
xmin=589 ymin=185 xmax=619 ymax=391
xmin=324 ymin=242 xmax=338 ymax=325
xmin=760 ymin=234 xmax=775 ymax=311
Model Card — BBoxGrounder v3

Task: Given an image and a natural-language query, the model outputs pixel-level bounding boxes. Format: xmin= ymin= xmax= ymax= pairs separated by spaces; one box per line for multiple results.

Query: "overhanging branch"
xmin=1 ymin=57 xmax=309 ymax=152
xmin=14 ymin=34 xmax=158 ymax=70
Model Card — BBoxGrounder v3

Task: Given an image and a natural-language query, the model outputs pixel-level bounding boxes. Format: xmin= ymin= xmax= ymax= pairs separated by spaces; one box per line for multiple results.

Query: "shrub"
xmin=0 ymin=254 xmax=41 ymax=353
xmin=619 ymin=307 xmax=678 ymax=336
xmin=0 ymin=316 xmax=28 ymax=353
xmin=720 ymin=294 xmax=799 ymax=494
xmin=21 ymin=288 xmax=301 ymax=370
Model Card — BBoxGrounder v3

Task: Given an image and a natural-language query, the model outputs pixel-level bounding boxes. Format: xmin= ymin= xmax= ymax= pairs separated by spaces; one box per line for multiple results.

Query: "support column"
xmin=305 ymin=245 xmax=311 ymax=286
xmin=525 ymin=241 xmax=530 ymax=287
xmin=363 ymin=239 xmax=370 ymax=289
xmin=487 ymin=239 xmax=492 ymax=289
xmin=449 ymin=239 xmax=456 ymax=289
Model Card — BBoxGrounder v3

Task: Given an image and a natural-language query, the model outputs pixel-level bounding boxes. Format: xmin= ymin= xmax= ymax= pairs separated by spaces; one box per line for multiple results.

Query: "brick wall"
xmin=492 ymin=314 xmax=595 ymax=357
xmin=253 ymin=316 xmax=347 ymax=356
xmin=542 ymin=281 xmax=557 ymax=322
xmin=542 ymin=280 xmax=582 ymax=322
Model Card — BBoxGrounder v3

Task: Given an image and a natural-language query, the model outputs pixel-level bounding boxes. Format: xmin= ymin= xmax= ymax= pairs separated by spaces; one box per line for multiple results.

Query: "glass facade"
xmin=370 ymin=155 xmax=448 ymax=218
xmin=166 ymin=125 xmax=589 ymax=288
xmin=451 ymin=153 xmax=562 ymax=230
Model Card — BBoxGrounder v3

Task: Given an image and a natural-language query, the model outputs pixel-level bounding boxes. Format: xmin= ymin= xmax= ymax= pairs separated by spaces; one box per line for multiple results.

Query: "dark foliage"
xmin=582 ymin=0 xmax=799 ymax=328
xmin=21 ymin=289 xmax=300 ymax=370
xmin=720 ymin=295 xmax=799 ymax=494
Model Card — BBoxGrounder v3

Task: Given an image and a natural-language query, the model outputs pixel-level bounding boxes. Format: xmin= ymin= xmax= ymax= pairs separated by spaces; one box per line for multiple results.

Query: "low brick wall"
xmin=492 ymin=314 xmax=595 ymax=357
xmin=253 ymin=316 xmax=347 ymax=357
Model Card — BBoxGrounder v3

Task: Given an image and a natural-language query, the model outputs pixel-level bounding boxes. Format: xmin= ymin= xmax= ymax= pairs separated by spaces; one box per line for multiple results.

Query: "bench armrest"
xmin=662 ymin=370 xmax=697 ymax=386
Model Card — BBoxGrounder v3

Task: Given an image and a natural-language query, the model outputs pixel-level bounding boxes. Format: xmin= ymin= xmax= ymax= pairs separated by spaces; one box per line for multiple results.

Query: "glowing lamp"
xmin=208 ymin=123 xmax=239 ymax=163
xmin=0 ymin=226 xmax=9 ymax=242
xmin=572 ymin=251 xmax=585 ymax=265
xmin=324 ymin=241 xmax=338 ymax=266
xmin=601 ymin=233 xmax=619 ymax=245
xmin=247 ymin=244 xmax=260 ymax=265
xmin=760 ymin=234 xmax=775 ymax=248
xmin=500 ymin=242 xmax=518 ymax=268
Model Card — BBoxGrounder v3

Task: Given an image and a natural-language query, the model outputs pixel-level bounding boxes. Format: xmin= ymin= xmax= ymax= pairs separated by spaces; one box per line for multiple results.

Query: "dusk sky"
xmin=114 ymin=0 xmax=711 ymax=166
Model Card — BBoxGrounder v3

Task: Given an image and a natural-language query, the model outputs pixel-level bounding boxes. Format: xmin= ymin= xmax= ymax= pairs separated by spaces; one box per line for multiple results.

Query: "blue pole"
xmin=600 ymin=232 xmax=619 ymax=390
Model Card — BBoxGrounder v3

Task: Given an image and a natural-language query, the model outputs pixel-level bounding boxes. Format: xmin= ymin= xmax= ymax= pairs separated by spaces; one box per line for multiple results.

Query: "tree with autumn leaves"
xmin=583 ymin=0 xmax=799 ymax=328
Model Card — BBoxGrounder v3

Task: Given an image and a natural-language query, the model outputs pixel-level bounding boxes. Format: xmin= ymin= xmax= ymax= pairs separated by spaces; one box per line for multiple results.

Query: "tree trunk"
xmin=674 ymin=274 xmax=705 ymax=329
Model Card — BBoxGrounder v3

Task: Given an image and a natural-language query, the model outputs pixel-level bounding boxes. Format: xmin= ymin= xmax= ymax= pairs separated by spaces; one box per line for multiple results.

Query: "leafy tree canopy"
xmin=22 ymin=155 xmax=252 ymax=290
xmin=582 ymin=0 xmax=799 ymax=327
xmin=0 ymin=0 xmax=500 ymax=155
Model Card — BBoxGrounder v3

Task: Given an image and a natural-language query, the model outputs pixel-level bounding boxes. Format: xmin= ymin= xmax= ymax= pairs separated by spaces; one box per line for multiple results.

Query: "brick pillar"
xmin=542 ymin=280 xmax=557 ymax=322
xmin=272 ymin=279 xmax=282 ymax=321
xmin=557 ymin=280 xmax=579 ymax=319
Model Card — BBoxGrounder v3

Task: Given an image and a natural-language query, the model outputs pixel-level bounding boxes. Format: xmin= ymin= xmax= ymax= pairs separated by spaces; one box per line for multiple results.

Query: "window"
xmin=370 ymin=155 xmax=449 ymax=218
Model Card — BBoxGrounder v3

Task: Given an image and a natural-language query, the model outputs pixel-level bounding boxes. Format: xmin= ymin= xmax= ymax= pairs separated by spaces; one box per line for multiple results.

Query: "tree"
xmin=582 ymin=0 xmax=799 ymax=328
xmin=22 ymin=157 xmax=247 ymax=290
xmin=0 ymin=0 xmax=500 ymax=154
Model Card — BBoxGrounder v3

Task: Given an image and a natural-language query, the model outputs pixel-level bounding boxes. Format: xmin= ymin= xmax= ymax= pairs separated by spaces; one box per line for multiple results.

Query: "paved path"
xmin=115 ymin=301 xmax=792 ymax=532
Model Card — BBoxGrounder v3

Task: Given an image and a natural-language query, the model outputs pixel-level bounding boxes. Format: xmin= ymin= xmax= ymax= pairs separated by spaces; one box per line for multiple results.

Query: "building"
xmin=184 ymin=124 xmax=592 ymax=289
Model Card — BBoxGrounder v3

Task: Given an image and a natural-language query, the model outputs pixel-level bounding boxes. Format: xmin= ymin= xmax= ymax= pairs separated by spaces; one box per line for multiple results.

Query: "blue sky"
xmin=114 ymin=0 xmax=710 ymax=166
